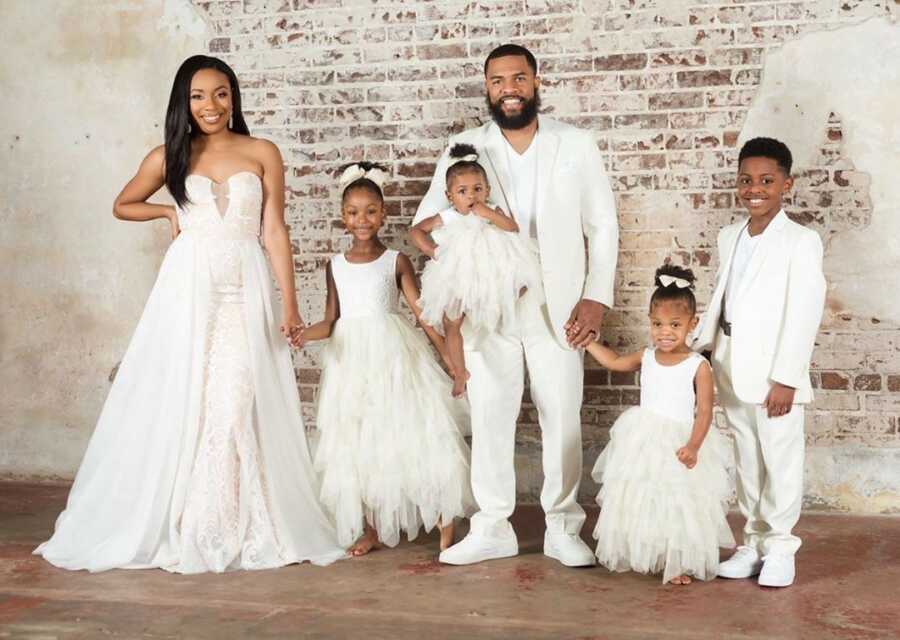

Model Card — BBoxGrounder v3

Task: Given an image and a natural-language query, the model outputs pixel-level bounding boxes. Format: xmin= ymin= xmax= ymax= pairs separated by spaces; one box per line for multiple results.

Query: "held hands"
xmin=280 ymin=308 xmax=305 ymax=349
xmin=764 ymin=382 xmax=796 ymax=418
xmin=676 ymin=445 xmax=699 ymax=469
xmin=564 ymin=299 xmax=607 ymax=348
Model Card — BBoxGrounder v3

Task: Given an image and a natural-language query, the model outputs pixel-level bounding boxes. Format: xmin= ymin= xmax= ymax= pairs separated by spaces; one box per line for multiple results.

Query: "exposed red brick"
xmin=854 ymin=375 xmax=882 ymax=391
xmin=821 ymin=372 xmax=850 ymax=390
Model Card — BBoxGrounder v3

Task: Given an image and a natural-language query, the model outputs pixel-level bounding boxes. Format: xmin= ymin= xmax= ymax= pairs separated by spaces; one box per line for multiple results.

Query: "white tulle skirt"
xmin=592 ymin=407 xmax=735 ymax=584
xmin=314 ymin=313 xmax=473 ymax=548
xmin=418 ymin=217 xmax=540 ymax=333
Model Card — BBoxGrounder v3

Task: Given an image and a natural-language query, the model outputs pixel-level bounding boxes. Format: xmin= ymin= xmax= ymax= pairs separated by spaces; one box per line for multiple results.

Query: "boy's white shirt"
xmin=692 ymin=210 xmax=826 ymax=404
xmin=414 ymin=116 xmax=619 ymax=348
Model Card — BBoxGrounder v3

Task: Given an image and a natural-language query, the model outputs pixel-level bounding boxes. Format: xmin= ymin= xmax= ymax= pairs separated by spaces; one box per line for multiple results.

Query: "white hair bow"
xmin=338 ymin=164 xmax=388 ymax=188
xmin=659 ymin=275 xmax=691 ymax=289
xmin=448 ymin=153 xmax=479 ymax=166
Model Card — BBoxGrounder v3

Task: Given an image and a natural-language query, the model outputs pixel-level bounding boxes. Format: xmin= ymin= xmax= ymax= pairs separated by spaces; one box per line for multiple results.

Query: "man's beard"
xmin=486 ymin=90 xmax=540 ymax=130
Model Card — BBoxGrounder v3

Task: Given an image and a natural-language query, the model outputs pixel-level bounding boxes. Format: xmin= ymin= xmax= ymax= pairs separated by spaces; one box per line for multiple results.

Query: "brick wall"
xmin=193 ymin=0 xmax=899 ymax=505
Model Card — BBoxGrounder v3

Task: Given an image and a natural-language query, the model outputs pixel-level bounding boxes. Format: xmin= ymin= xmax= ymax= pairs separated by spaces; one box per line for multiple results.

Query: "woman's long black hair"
xmin=164 ymin=55 xmax=250 ymax=207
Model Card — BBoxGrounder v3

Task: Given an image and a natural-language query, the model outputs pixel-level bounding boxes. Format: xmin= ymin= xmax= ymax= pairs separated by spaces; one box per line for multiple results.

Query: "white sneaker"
xmin=758 ymin=554 xmax=795 ymax=587
xmin=543 ymin=532 xmax=596 ymax=567
xmin=717 ymin=545 xmax=763 ymax=579
xmin=438 ymin=531 xmax=518 ymax=565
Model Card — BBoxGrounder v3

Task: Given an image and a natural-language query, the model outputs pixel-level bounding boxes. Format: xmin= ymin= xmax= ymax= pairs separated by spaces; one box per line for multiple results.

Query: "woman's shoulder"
xmin=242 ymin=136 xmax=282 ymax=159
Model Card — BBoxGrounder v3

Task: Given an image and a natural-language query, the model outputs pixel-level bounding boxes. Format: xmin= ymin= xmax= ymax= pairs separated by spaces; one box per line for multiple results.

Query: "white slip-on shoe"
xmin=438 ymin=531 xmax=518 ymax=565
xmin=717 ymin=545 xmax=763 ymax=579
xmin=543 ymin=532 xmax=596 ymax=567
xmin=758 ymin=554 xmax=795 ymax=587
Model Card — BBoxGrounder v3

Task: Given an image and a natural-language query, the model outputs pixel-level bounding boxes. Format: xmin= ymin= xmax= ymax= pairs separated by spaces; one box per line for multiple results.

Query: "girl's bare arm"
xmin=408 ymin=214 xmax=443 ymax=258
xmin=585 ymin=342 xmax=643 ymax=372
xmin=298 ymin=262 xmax=339 ymax=344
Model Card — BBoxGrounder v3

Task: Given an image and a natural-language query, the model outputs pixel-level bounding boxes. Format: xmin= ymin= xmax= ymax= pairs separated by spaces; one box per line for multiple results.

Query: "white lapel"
xmin=533 ymin=117 xmax=560 ymax=230
xmin=714 ymin=220 xmax=747 ymax=302
xmin=734 ymin=210 xmax=789 ymax=301
xmin=479 ymin=123 xmax=514 ymax=216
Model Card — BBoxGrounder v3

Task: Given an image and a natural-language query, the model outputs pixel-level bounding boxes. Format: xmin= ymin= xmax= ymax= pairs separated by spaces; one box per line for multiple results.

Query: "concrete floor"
xmin=1 ymin=482 xmax=898 ymax=640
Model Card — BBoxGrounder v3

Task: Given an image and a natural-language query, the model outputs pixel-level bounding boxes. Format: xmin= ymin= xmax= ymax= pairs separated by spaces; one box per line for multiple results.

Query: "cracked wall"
xmin=0 ymin=0 xmax=209 ymax=476
xmin=3 ymin=1 xmax=898 ymax=514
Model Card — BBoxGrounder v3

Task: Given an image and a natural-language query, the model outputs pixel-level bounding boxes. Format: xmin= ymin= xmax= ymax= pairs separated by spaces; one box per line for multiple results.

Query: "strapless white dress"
xmin=34 ymin=172 xmax=346 ymax=573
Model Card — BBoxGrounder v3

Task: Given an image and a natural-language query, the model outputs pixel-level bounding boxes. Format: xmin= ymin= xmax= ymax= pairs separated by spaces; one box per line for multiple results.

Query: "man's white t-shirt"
xmin=503 ymin=135 xmax=539 ymax=239
xmin=724 ymin=220 xmax=767 ymax=322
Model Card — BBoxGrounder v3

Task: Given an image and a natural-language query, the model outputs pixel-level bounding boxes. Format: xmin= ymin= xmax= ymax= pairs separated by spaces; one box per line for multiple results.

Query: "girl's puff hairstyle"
xmin=445 ymin=143 xmax=488 ymax=186
xmin=164 ymin=55 xmax=250 ymax=208
xmin=650 ymin=264 xmax=697 ymax=315
xmin=338 ymin=162 xmax=388 ymax=204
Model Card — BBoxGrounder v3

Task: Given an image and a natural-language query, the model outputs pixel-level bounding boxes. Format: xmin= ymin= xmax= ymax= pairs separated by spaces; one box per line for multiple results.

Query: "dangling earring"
xmin=228 ymin=113 xmax=233 ymax=130
xmin=187 ymin=122 xmax=192 ymax=134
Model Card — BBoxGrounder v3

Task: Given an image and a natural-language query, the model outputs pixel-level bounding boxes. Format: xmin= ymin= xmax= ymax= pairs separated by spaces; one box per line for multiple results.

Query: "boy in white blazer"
xmin=692 ymin=137 xmax=826 ymax=587
xmin=411 ymin=44 xmax=618 ymax=567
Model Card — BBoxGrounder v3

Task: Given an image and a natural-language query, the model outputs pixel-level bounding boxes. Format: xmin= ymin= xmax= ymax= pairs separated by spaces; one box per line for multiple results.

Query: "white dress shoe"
xmin=438 ymin=531 xmax=518 ymax=565
xmin=758 ymin=554 xmax=795 ymax=587
xmin=717 ymin=545 xmax=763 ymax=579
xmin=543 ymin=532 xmax=596 ymax=567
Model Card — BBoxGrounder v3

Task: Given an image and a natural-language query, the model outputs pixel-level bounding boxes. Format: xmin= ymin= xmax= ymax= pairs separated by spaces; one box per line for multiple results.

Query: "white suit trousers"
xmin=713 ymin=333 xmax=805 ymax=556
xmin=465 ymin=281 xmax=585 ymax=538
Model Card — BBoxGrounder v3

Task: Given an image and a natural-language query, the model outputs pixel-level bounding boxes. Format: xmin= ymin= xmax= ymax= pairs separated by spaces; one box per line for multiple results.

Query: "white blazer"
xmin=414 ymin=117 xmax=619 ymax=347
xmin=692 ymin=211 xmax=826 ymax=404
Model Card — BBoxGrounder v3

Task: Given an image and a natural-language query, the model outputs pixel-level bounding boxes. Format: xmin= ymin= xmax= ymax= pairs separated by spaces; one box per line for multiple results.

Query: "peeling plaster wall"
xmin=740 ymin=18 xmax=900 ymax=513
xmin=3 ymin=1 xmax=898 ymax=515
xmin=0 ymin=0 xmax=209 ymax=476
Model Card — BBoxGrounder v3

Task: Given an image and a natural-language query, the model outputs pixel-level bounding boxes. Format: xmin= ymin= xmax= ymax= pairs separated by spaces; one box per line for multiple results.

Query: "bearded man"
xmin=412 ymin=44 xmax=619 ymax=567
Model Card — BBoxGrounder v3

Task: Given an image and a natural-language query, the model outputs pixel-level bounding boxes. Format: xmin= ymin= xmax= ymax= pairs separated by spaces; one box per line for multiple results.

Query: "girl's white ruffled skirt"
xmin=418 ymin=218 xmax=540 ymax=333
xmin=592 ymin=407 xmax=735 ymax=583
xmin=314 ymin=313 xmax=474 ymax=548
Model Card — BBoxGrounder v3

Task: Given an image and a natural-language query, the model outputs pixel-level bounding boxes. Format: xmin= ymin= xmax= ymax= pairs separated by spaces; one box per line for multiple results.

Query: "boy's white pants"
xmin=713 ymin=333 xmax=805 ymax=556
xmin=464 ymin=281 xmax=585 ymax=537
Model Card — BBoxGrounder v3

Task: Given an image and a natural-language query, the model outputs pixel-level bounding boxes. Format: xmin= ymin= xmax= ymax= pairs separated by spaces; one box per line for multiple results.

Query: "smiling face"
xmin=649 ymin=300 xmax=698 ymax=353
xmin=189 ymin=68 xmax=233 ymax=134
xmin=737 ymin=156 xmax=793 ymax=222
xmin=446 ymin=169 xmax=490 ymax=214
xmin=341 ymin=185 xmax=385 ymax=242
xmin=484 ymin=55 xmax=540 ymax=130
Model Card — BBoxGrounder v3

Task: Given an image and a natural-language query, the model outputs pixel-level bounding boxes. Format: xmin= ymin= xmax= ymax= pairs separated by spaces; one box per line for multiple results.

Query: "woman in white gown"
xmin=34 ymin=55 xmax=347 ymax=573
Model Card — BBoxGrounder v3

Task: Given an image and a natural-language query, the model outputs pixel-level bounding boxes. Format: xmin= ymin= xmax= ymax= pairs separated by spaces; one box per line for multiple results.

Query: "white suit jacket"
xmin=413 ymin=117 xmax=619 ymax=347
xmin=692 ymin=211 xmax=826 ymax=404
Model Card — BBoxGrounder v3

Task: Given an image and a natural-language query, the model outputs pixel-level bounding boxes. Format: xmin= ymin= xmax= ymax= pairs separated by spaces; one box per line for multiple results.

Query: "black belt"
xmin=719 ymin=314 xmax=732 ymax=337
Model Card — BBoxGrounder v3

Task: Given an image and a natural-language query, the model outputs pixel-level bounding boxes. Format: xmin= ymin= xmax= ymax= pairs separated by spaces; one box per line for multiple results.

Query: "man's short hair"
xmin=484 ymin=44 xmax=537 ymax=75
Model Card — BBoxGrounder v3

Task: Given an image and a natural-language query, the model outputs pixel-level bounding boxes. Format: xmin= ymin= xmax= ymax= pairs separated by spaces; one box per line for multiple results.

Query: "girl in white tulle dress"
xmin=299 ymin=163 xmax=473 ymax=556
xmin=579 ymin=265 xmax=735 ymax=585
xmin=410 ymin=143 xmax=540 ymax=397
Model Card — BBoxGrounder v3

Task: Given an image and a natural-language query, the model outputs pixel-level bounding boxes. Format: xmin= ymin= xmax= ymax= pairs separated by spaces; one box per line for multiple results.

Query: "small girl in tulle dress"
xmin=299 ymin=163 xmax=473 ymax=556
xmin=409 ymin=143 xmax=540 ymax=397
xmin=578 ymin=264 xmax=735 ymax=585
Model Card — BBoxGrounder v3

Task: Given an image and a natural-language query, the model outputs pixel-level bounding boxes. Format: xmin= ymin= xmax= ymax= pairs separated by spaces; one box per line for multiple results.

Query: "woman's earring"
xmin=229 ymin=113 xmax=233 ymax=130
xmin=187 ymin=122 xmax=192 ymax=134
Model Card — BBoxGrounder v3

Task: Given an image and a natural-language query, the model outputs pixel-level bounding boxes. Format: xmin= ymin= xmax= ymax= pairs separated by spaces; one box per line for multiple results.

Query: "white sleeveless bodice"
xmin=330 ymin=249 xmax=400 ymax=319
xmin=639 ymin=348 xmax=705 ymax=423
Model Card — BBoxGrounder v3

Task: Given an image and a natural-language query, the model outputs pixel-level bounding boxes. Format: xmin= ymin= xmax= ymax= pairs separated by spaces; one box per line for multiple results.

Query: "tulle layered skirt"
xmin=314 ymin=313 xmax=473 ymax=548
xmin=592 ymin=407 xmax=735 ymax=583
xmin=418 ymin=217 xmax=540 ymax=333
